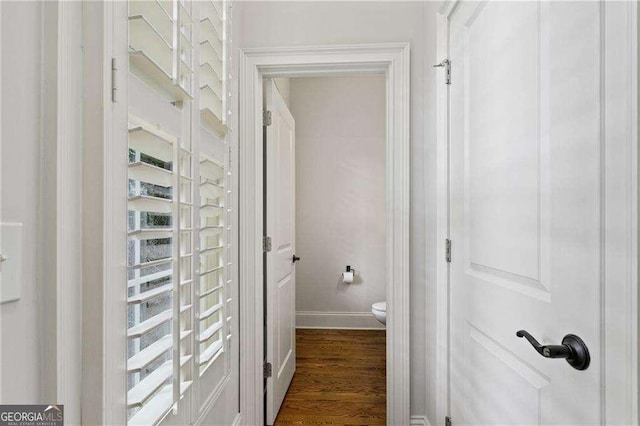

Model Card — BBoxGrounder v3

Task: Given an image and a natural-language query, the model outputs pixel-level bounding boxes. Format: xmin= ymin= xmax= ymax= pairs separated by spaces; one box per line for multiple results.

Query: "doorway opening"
xmin=263 ymin=76 xmax=388 ymax=424
xmin=239 ymin=44 xmax=411 ymax=425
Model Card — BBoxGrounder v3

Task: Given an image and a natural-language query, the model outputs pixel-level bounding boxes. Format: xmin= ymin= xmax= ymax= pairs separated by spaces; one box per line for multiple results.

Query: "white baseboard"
xmin=410 ymin=415 xmax=432 ymax=426
xmin=296 ymin=311 xmax=385 ymax=329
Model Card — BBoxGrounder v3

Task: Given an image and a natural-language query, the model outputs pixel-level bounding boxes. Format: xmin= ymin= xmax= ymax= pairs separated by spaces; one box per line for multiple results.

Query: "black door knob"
xmin=292 ymin=255 xmax=301 ymax=263
xmin=516 ymin=330 xmax=590 ymax=371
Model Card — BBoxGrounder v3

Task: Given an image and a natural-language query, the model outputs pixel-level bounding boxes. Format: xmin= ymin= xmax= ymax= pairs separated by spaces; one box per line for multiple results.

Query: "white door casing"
xmin=444 ymin=1 xmax=638 ymax=425
xmin=265 ymin=79 xmax=296 ymax=424
xmin=239 ymin=44 xmax=410 ymax=426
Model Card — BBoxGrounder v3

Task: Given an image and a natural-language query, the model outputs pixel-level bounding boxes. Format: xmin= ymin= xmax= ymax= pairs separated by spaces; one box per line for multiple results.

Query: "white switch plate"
xmin=0 ymin=223 xmax=23 ymax=304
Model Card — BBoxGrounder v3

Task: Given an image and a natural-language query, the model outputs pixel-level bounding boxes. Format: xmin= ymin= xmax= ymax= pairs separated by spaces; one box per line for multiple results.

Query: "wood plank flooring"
xmin=273 ymin=329 xmax=386 ymax=425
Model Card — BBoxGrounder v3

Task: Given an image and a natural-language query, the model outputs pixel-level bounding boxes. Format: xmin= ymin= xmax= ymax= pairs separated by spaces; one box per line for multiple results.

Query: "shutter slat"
xmin=200 ymin=18 xmax=223 ymax=48
xmin=128 ymin=283 xmax=173 ymax=305
xmin=179 ymin=56 xmax=193 ymax=77
xmin=199 ymin=301 xmax=223 ymax=321
xmin=127 ymin=332 xmax=190 ymax=375
xmin=127 ymin=356 xmax=191 ymax=410
xmin=128 ymin=162 xmax=173 ymax=187
xmin=128 ymin=381 xmax=191 ymax=426
xmin=129 ymin=15 xmax=173 ymax=75
xmin=199 ymin=340 xmax=223 ymax=365
xmin=128 ymin=228 xmax=173 ymax=240
xmin=178 ymin=1 xmax=193 ymax=24
xmin=128 ymin=309 xmax=173 ymax=338
xmin=200 ymin=225 xmax=223 ymax=236
xmin=200 ymin=181 xmax=224 ymax=199
xmin=200 ymin=158 xmax=224 ymax=178
xmin=128 ymin=269 xmax=172 ymax=288
xmin=127 ymin=384 xmax=173 ymax=426
xmin=129 ymin=51 xmax=193 ymax=102
xmin=180 ymin=31 xmax=193 ymax=53
xmin=128 ymin=126 xmax=174 ymax=163
xmin=201 ymin=109 xmax=228 ymax=136
xmin=199 ymin=284 xmax=223 ymax=299
xmin=199 ymin=320 xmax=223 ymax=343
xmin=199 ymin=245 xmax=223 ymax=256
xmin=200 ymin=265 xmax=223 ymax=277
xmin=128 ymin=257 xmax=172 ymax=271
xmin=200 ymin=84 xmax=224 ymax=119
xmin=200 ymin=203 xmax=224 ymax=214
xmin=127 ymin=334 xmax=172 ymax=373
xmin=127 ymin=362 xmax=172 ymax=408
xmin=128 ymin=195 xmax=173 ymax=214
xmin=200 ymin=54 xmax=223 ymax=81
xmin=210 ymin=0 xmax=223 ymax=18
xmin=128 ymin=1 xmax=173 ymax=42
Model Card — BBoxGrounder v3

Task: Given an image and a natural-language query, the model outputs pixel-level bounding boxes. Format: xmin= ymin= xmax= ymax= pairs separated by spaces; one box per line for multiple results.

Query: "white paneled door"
xmin=448 ymin=1 xmax=635 ymax=425
xmin=265 ymin=79 xmax=297 ymax=425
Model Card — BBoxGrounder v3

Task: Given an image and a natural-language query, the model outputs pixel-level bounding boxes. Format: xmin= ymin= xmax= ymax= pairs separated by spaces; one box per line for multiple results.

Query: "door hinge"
xmin=445 ymin=416 xmax=452 ymax=426
xmin=445 ymin=239 xmax=452 ymax=263
xmin=111 ymin=57 xmax=118 ymax=103
xmin=263 ymin=236 xmax=272 ymax=252
xmin=263 ymin=110 xmax=272 ymax=126
xmin=433 ymin=59 xmax=451 ymax=85
xmin=264 ymin=362 xmax=272 ymax=378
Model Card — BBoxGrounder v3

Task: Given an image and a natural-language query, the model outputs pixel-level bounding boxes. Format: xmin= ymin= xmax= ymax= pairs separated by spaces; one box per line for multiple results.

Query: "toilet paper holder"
xmin=342 ymin=265 xmax=356 ymax=284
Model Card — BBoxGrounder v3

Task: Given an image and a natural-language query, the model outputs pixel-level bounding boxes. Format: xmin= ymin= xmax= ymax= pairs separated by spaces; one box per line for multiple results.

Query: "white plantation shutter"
xmin=125 ymin=0 xmax=233 ymax=423
xmin=176 ymin=123 xmax=195 ymax=404
xmin=128 ymin=1 xmax=194 ymax=102
xmin=224 ymin=152 xmax=233 ymax=356
xmin=127 ymin=0 xmax=196 ymax=424
xmin=127 ymin=117 xmax=182 ymax=425
xmin=198 ymin=156 xmax=225 ymax=373
xmin=200 ymin=0 xmax=228 ymax=136
xmin=126 ymin=0 xmax=233 ymax=425
xmin=127 ymin=118 xmax=196 ymax=425
xmin=194 ymin=0 xmax=235 ymax=407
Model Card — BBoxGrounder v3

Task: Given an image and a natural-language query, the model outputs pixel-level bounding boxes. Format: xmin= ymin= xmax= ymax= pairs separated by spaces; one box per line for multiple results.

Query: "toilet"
xmin=371 ymin=301 xmax=386 ymax=325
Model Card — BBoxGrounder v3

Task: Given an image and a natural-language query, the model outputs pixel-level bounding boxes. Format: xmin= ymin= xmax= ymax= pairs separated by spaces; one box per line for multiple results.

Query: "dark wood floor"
xmin=273 ymin=329 xmax=386 ymax=425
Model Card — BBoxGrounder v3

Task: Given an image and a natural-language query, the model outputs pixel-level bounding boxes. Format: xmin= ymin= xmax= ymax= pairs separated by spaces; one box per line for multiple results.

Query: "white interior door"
xmin=265 ymin=79 xmax=296 ymax=425
xmin=448 ymin=2 xmax=634 ymax=424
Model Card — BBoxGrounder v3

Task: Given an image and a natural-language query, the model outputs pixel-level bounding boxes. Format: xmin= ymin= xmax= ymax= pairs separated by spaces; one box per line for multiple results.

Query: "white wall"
xmin=290 ymin=76 xmax=386 ymax=329
xmin=239 ymin=2 xmax=443 ymax=420
xmin=0 ymin=0 xmax=42 ymax=403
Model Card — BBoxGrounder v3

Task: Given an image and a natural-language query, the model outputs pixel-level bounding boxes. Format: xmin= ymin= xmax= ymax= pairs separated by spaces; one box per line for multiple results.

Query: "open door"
xmin=447 ymin=2 xmax=636 ymax=424
xmin=264 ymin=79 xmax=296 ymax=425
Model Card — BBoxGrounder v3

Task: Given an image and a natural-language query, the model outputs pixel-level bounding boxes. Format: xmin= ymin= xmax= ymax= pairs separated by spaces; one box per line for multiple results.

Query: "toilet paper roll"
xmin=342 ymin=271 xmax=354 ymax=284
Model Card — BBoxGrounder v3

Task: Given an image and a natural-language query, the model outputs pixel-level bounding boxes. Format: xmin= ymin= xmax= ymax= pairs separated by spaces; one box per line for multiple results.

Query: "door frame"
xmin=239 ymin=43 xmax=411 ymax=426
xmin=435 ymin=1 xmax=638 ymax=424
